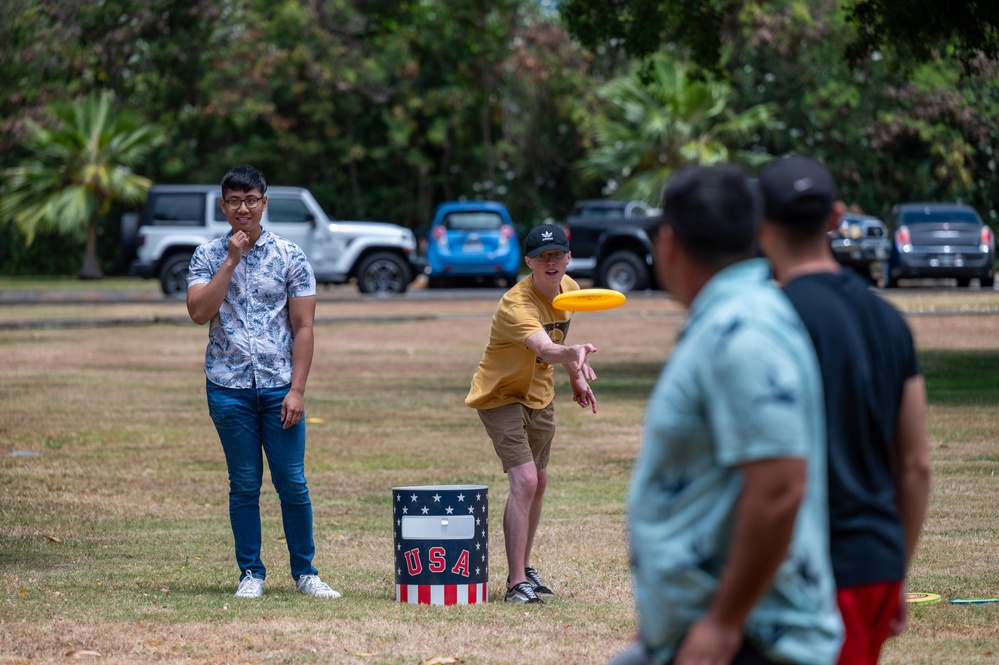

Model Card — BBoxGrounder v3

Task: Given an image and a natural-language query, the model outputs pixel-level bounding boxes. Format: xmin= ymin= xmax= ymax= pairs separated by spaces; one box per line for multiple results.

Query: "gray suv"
xmin=883 ymin=203 xmax=995 ymax=288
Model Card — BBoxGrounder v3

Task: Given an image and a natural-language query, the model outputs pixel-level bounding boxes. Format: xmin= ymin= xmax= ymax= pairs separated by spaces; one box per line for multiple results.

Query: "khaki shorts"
xmin=477 ymin=401 xmax=556 ymax=472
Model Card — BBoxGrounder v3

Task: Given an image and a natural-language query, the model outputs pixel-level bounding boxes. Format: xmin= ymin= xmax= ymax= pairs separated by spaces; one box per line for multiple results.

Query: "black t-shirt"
xmin=784 ymin=270 xmax=920 ymax=587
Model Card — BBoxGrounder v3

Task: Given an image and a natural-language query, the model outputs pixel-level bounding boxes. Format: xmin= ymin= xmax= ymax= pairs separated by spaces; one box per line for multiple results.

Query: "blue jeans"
xmin=206 ymin=380 xmax=318 ymax=581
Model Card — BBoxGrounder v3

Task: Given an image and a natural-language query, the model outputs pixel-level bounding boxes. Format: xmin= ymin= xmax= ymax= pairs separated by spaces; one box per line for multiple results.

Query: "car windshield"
xmin=576 ymin=207 xmax=624 ymax=218
xmin=443 ymin=212 xmax=504 ymax=231
xmin=903 ymin=211 xmax=979 ymax=225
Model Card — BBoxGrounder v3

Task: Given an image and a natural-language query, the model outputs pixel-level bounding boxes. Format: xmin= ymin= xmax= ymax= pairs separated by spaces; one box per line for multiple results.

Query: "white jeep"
xmin=125 ymin=185 xmax=422 ymax=298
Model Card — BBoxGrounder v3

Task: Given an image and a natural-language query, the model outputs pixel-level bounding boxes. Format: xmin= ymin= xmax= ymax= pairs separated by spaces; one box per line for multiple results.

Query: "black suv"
xmin=883 ymin=203 xmax=995 ymax=288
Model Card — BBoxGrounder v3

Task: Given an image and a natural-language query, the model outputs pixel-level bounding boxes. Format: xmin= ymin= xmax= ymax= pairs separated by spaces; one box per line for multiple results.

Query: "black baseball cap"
xmin=758 ymin=155 xmax=837 ymax=225
xmin=525 ymin=224 xmax=570 ymax=258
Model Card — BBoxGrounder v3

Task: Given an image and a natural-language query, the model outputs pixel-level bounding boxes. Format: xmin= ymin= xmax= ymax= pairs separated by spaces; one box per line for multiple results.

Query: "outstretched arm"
xmin=525 ymin=330 xmax=597 ymax=412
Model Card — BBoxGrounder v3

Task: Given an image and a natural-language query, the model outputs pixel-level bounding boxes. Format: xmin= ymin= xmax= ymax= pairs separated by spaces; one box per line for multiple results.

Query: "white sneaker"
xmin=295 ymin=574 xmax=341 ymax=598
xmin=234 ymin=571 xmax=264 ymax=598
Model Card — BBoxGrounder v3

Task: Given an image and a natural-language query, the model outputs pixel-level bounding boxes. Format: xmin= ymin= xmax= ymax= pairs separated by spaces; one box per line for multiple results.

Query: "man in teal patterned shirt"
xmin=609 ymin=165 xmax=842 ymax=665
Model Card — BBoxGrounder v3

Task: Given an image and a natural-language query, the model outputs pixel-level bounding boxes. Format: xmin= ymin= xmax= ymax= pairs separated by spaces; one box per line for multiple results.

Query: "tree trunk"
xmin=481 ymin=95 xmax=495 ymax=190
xmin=346 ymin=117 xmax=364 ymax=218
xmin=79 ymin=218 xmax=104 ymax=280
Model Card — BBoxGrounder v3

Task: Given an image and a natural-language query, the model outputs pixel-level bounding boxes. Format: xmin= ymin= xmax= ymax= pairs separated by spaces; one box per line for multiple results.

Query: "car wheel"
xmin=159 ymin=253 xmax=192 ymax=299
xmin=356 ymin=252 xmax=410 ymax=295
xmin=597 ymin=250 xmax=649 ymax=293
xmin=981 ymin=273 xmax=995 ymax=288
xmin=957 ymin=277 xmax=971 ymax=288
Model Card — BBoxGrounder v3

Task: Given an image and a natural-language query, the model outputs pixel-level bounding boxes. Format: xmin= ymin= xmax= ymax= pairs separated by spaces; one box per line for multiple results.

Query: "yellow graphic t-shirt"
xmin=465 ymin=275 xmax=579 ymax=410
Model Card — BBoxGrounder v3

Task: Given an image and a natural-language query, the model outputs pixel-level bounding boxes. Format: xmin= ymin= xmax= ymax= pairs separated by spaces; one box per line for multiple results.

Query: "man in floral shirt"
xmin=187 ymin=164 xmax=339 ymax=599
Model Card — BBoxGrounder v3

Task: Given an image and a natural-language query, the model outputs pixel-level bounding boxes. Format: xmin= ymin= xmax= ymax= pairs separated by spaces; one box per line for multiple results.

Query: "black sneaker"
xmin=525 ymin=567 xmax=554 ymax=597
xmin=505 ymin=581 xmax=543 ymax=604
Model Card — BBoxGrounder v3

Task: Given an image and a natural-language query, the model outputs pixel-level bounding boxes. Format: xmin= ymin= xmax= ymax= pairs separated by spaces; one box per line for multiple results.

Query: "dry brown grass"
xmin=2 ymin=288 xmax=999 ymax=664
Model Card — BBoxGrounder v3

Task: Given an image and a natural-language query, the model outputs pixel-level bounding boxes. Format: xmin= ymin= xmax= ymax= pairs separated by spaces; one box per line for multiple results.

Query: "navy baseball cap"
xmin=758 ymin=155 xmax=837 ymax=224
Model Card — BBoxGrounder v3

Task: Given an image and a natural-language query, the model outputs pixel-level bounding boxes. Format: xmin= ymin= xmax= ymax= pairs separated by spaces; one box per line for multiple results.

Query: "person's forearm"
xmin=537 ymin=343 xmax=580 ymax=366
xmin=561 ymin=361 xmax=581 ymax=380
xmin=290 ymin=326 xmax=314 ymax=394
xmin=894 ymin=376 xmax=930 ymax=567
xmin=897 ymin=462 xmax=930 ymax=568
xmin=187 ymin=262 xmax=236 ymax=325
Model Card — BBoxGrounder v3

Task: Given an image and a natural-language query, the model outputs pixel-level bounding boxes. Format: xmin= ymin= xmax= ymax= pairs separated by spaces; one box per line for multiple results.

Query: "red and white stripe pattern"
xmin=396 ymin=582 xmax=488 ymax=605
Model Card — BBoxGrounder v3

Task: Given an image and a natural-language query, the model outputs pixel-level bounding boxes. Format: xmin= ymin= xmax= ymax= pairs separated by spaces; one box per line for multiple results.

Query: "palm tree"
xmin=578 ymin=55 xmax=774 ymax=204
xmin=0 ymin=91 xmax=163 ymax=279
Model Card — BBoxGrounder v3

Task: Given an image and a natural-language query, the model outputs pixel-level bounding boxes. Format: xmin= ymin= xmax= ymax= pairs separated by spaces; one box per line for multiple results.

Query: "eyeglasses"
xmin=533 ymin=251 xmax=567 ymax=263
xmin=224 ymin=196 xmax=263 ymax=209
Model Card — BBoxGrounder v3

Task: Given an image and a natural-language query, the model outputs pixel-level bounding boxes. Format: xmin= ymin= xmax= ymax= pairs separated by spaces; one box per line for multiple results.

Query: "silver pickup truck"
xmin=126 ymin=184 xmax=422 ymax=298
xmin=829 ymin=212 xmax=890 ymax=284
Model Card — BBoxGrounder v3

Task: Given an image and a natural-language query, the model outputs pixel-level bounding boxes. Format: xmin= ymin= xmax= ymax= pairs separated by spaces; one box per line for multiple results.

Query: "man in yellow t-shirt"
xmin=466 ymin=224 xmax=599 ymax=604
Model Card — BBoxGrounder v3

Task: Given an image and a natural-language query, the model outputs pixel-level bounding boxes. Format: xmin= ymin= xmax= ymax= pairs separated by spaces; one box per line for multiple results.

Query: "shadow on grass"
xmin=427 ymin=360 xmax=662 ymax=403
xmin=592 ymin=353 xmax=999 ymax=407
xmin=920 ymin=349 xmax=999 ymax=406
xmin=0 ymin=537 xmax=69 ymax=569
xmin=582 ymin=361 xmax=661 ymax=400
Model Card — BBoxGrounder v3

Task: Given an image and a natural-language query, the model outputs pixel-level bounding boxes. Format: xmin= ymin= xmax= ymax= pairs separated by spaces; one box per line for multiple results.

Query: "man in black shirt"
xmin=757 ymin=154 xmax=931 ymax=665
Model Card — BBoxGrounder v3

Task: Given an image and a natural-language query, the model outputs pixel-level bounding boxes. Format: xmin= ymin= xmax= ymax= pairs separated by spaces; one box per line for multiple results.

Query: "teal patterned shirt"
xmin=628 ymin=258 xmax=843 ymax=665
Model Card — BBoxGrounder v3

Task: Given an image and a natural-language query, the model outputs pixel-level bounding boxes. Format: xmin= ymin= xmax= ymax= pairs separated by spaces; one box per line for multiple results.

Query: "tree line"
xmin=1 ymin=0 xmax=996 ymax=278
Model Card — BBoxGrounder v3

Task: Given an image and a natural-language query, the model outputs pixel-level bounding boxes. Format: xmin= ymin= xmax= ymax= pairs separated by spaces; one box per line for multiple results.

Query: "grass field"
xmin=2 ymin=288 xmax=999 ymax=664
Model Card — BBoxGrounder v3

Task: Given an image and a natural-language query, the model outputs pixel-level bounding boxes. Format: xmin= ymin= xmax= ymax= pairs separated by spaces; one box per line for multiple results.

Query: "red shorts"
xmin=836 ymin=580 xmax=903 ymax=665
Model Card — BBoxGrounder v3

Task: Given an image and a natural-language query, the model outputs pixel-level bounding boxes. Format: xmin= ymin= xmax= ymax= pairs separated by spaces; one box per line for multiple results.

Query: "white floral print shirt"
xmin=188 ymin=229 xmax=316 ymax=389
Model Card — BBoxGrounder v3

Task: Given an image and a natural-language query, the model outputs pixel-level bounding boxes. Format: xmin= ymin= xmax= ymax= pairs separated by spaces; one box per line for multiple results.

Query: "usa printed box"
xmin=393 ymin=484 xmax=489 ymax=605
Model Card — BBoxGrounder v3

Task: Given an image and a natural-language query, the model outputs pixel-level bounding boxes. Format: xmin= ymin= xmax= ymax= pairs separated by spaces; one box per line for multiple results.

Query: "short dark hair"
xmin=221 ymin=164 xmax=267 ymax=197
xmin=768 ymin=196 xmax=832 ymax=240
xmin=659 ymin=164 xmax=758 ymax=267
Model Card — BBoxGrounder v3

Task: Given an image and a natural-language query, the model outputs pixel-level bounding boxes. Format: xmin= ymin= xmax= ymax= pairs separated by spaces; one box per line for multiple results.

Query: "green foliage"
xmin=730 ymin=1 xmax=999 ymax=224
xmin=561 ymin=0 xmax=999 ymax=76
xmin=846 ymin=0 xmax=999 ymax=68
xmin=559 ymin=0 xmax=740 ymax=77
xmin=921 ymin=350 xmax=999 ymax=406
xmin=1 ymin=0 xmax=998 ymax=276
xmin=578 ymin=54 xmax=774 ymax=203
xmin=0 ymin=223 xmax=82 ymax=276
xmin=0 ymin=91 xmax=163 ymax=278
xmin=0 ymin=1 xmax=223 ymax=163
xmin=166 ymin=0 xmax=597 ymax=229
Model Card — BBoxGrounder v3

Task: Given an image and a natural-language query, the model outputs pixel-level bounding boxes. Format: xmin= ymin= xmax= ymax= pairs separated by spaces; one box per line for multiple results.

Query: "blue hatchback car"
xmin=426 ymin=201 xmax=521 ymax=287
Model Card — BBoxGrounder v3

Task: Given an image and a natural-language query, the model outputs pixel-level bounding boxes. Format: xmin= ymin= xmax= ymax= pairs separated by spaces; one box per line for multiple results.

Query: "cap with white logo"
xmin=758 ymin=154 xmax=837 ymax=225
xmin=525 ymin=224 xmax=570 ymax=258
